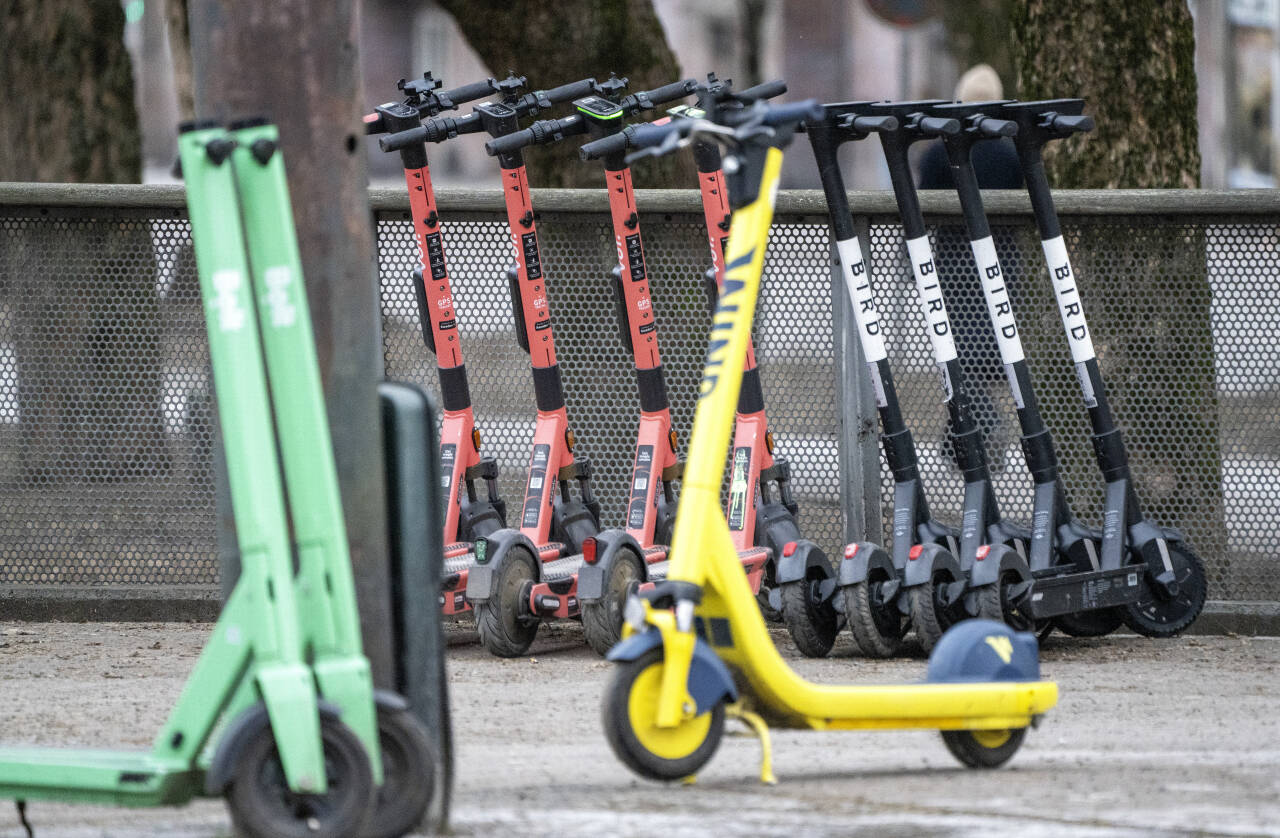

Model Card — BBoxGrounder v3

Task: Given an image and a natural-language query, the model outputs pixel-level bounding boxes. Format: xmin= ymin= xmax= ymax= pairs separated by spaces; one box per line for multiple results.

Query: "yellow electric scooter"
xmin=601 ymin=98 xmax=1059 ymax=783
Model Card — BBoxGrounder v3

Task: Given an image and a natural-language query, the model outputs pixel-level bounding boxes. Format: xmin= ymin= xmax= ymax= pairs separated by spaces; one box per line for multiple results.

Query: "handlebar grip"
xmin=485 ymin=127 xmax=537 ymax=156
xmin=380 ymin=125 xmax=427 ymax=152
xmin=761 ymin=99 xmax=824 ymax=126
xmin=442 ymin=78 xmax=496 ymax=105
xmin=579 ymin=129 xmax=631 ymax=160
xmin=736 ymin=78 xmax=787 ymax=102
xmin=916 ymin=116 xmax=961 ymax=136
xmin=641 ymin=79 xmax=697 ymax=106
xmin=850 ymin=114 xmax=898 ymax=134
xmin=539 ymin=78 xmax=597 ymax=106
xmin=975 ymin=116 xmax=1018 ymax=138
xmin=627 ymin=121 xmax=683 ymax=151
xmin=1051 ymin=113 xmax=1095 ymax=134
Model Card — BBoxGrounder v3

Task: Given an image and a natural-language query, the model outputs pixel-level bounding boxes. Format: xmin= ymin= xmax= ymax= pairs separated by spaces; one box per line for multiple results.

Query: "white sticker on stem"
xmin=1041 ymin=235 xmax=1096 ymax=363
xmin=970 ymin=235 xmax=1025 ymax=364
xmin=904 ymin=235 xmax=958 ymax=363
xmin=836 ymin=237 xmax=888 ymax=363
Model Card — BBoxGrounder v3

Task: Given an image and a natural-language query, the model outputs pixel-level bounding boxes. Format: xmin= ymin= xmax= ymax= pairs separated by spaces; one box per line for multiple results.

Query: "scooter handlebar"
xmin=635 ymin=79 xmax=698 ymax=108
xmin=536 ymin=78 xmax=599 ymax=108
xmin=484 ymin=115 xmax=583 ymax=155
xmin=379 ymin=112 xmax=480 ymax=151
xmin=578 ymin=127 xmax=634 ymax=160
xmin=759 ymin=100 xmax=824 ymax=127
xmin=1048 ymin=113 xmax=1095 ymax=135
xmin=973 ymin=115 xmax=1018 ymax=138
xmin=442 ymin=78 xmax=499 ymax=106
xmin=846 ymin=114 xmax=898 ymax=134
xmin=736 ymin=78 xmax=787 ymax=102
xmin=914 ymin=115 xmax=961 ymax=137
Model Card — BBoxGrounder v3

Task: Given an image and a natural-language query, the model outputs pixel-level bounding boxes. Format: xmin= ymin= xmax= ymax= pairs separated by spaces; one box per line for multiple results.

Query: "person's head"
xmin=955 ymin=64 xmax=1003 ymax=102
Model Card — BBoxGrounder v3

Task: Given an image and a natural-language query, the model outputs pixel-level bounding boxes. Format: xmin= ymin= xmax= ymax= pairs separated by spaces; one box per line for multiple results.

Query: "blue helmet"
xmin=925 ymin=619 xmax=1041 ymax=683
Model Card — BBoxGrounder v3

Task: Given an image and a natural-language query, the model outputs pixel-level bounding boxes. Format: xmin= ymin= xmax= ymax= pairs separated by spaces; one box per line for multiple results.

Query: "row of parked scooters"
xmin=367 ymin=70 xmax=1208 ymax=662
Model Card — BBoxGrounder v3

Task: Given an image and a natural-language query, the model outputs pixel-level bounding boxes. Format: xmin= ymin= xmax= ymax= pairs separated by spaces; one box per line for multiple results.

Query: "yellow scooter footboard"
xmin=813 ymin=680 xmax=1058 ymax=731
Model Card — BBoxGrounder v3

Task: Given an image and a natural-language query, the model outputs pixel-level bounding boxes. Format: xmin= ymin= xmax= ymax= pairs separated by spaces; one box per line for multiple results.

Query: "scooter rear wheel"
xmin=910 ymin=568 xmax=958 ymax=653
xmin=582 ymin=547 xmax=644 ymax=656
xmin=226 ymin=713 xmax=374 ymax=838
xmin=844 ymin=574 xmax=905 ymax=658
xmin=363 ymin=701 xmax=435 ymax=838
xmin=1122 ymin=542 xmax=1208 ymax=638
xmin=474 ymin=546 xmax=539 ymax=657
xmin=974 ymin=570 xmax=1035 ymax=633
xmin=940 ymin=727 xmax=1027 ymax=769
xmin=780 ymin=577 xmax=838 ymax=658
xmin=603 ymin=647 xmax=725 ymax=781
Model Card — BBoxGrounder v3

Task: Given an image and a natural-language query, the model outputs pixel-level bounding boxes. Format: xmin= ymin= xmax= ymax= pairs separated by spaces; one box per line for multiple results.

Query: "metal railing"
xmin=0 ymin=183 xmax=1276 ymax=618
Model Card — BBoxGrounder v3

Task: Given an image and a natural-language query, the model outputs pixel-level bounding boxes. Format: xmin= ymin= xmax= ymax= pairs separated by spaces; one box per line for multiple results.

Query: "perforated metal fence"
xmin=0 ymin=185 xmax=1275 ymax=608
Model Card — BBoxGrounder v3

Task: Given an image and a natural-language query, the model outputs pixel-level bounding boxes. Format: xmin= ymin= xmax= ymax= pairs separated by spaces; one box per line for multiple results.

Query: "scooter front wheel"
xmin=844 ymin=576 xmax=906 ymax=658
xmin=603 ymin=647 xmax=725 ymax=781
xmin=474 ymin=546 xmax=539 ymax=657
xmin=226 ymin=713 xmax=374 ymax=838
xmin=1122 ymin=542 xmax=1208 ymax=638
xmin=362 ymin=700 xmax=435 ymax=838
xmin=940 ymin=727 xmax=1026 ymax=769
xmin=909 ymin=568 xmax=958 ymax=653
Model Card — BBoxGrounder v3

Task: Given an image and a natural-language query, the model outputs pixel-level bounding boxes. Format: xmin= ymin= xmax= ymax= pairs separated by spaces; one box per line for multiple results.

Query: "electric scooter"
xmin=228 ymin=119 xmax=436 ymax=838
xmin=581 ymin=77 xmax=843 ymax=657
xmin=0 ymin=123 xmax=374 ymax=838
xmin=382 ymin=76 xmax=611 ymax=657
xmin=365 ymin=72 xmax=523 ymax=616
xmin=482 ymin=76 xmax=715 ymax=655
xmin=808 ymin=102 xmax=1034 ymax=654
xmin=919 ymin=99 xmax=1207 ymax=636
xmin=601 ymin=99 xmax=1057 ymax=784
xmin=991 ymin=99 xmax=1207 ymax=636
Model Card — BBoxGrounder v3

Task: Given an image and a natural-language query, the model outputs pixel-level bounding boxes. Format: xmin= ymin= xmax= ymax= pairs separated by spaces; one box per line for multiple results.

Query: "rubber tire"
xmin=974 ymin=571 xmax=1035 ymax=633
xmin=602 ymin=647 xmax=725 ymax=782
xmin=1122 ymin=542 xmax=1208 ymax=638
xmin=226 ymin=714 xmax=374 ymax=838
xmin=1053 ymin=607 xmax=1124 ymax=637
xmin=757 ymin=561 xmax=783 ymax=623
xmin=474 ymin=546 xmax=539 ymax=657
xmin=844 ymin=573 xmax=906 ymax=659
xmin=909 ymin=568 xmax=957 ymax=654
xmin=582 ymin=548 xmax=644 ymax=656
xmin=780 ymin=577 xmax=838 ymax=658
xmin=362 ymin=705 xmax=435 ymax=838
xmin=940 ymin=727 xmax=1027 ymax=769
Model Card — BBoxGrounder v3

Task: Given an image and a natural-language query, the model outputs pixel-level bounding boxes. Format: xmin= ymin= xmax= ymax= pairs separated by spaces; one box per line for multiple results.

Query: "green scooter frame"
xmin=228 ymin=120 xmax=436 ymax=838
xmin=0 ymin=123 xmax=374 ymax=838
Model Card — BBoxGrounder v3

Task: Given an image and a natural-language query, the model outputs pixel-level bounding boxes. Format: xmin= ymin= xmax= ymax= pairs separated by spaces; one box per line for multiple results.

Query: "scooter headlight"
xmin=624 ymin=594 xmax=647 ymax=633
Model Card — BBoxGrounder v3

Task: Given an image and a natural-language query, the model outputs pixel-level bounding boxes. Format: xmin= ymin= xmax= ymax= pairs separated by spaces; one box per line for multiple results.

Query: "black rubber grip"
xmin=761 ymin=99 xmax=824 ymax=126
xmin=736 ymin=79 xmax=786 ymax=102
xmin=380 ymin=125 xmax=427 ymax=152
xmin=627 ymin=121 xmax=681 ymax=151
xmin=442 ymin=78 xmax=495 ymax=105
xmin=917 ymin=116 xmax=960 ymax=136
xmin=976 ymin=116 xmax=1017 ymax=138
xmin=540 ymin=78 xmax=597 ymax=106
xmin=1051 ymin=113 xmax=1094 ymax=134
xmin=486 ymin=127 xmax=537 ymax=156
xmin=579 ymin=128 xmax=631 ymax=160
xmin=641 ymin=79 xmax=697 ymax=107
xmin=850 ymin=115 xmax=897 ymax=134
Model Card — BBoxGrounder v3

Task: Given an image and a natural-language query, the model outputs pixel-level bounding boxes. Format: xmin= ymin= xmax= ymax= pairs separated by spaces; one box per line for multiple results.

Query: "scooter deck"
xmin=0 ymin=746 xmax=196 ymax=806
xmin=1027 ymin=564 xmax=1145 ymax=620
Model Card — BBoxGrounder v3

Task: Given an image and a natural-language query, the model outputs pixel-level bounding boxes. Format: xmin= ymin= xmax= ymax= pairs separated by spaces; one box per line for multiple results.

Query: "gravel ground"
xmin=0 ymin=620 xmax=1277 ymax=837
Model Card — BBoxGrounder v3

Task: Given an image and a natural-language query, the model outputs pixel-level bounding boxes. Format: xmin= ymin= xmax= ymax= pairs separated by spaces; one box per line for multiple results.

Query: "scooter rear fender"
xmin=774 ymin=539 xmax=832 ymax=586
xmin=577 ymin=529 xmax=644 ymax=603
xmin=903 ymin=542 xmax=962 ymax=589
xmin=465 ymin=528 xmax=539 ymax=603
xmin=607 ymin=628 xmax=738 ymax=714
xmin=967 ymin=543 xmax=1031 ymax=589
xmin=836 ymin=542 xmax=894 ymax=587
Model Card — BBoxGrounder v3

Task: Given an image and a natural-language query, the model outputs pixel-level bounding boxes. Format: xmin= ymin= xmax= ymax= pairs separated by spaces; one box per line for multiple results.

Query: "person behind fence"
xmin=917 ymin=64 xmax=1023 ymax=472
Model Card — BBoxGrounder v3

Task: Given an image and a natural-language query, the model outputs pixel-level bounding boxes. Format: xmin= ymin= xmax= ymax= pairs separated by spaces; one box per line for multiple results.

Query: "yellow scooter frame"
xmin=602 ymin=111 xmax=1058 ymax=784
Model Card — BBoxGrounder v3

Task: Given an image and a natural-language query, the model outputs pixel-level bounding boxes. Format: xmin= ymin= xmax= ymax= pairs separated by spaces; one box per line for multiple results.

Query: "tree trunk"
xmin=1010 ymin=0 xmax=1227 ymax=578
xmin=1011 ymin=0 xmax=1200 ymax=188
xmin=436 ymin=0 xmax=692 ymax=188
xmin=165 ymin=0 xmax=195 ymax=121
xmin=1 ymin=1 xmax=169 ymax=484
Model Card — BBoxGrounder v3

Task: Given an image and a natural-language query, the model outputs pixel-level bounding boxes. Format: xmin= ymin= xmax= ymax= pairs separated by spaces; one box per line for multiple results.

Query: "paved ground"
xmin=0 ymin=620 xmax=1277 ymax=837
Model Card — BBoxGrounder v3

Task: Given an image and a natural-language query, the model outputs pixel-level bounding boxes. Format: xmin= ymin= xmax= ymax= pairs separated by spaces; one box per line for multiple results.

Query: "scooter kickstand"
xmin=725 ymin=702 xmax=777 ymax=785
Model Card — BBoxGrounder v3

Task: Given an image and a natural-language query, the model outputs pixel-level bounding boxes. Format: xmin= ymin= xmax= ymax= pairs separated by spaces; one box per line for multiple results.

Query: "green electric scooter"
xmin=0 ymin=122 xmax=382 ymax=838
xmin=227 ymin=119 xmax=435 ymax=838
